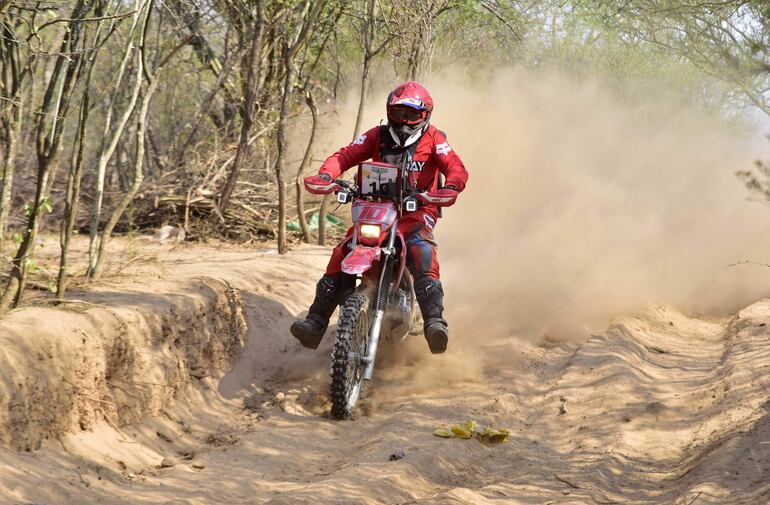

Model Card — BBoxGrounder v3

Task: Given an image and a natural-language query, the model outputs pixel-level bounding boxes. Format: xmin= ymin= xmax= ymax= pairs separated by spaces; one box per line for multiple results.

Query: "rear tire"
xmin=330 ymin=291 xmax=370 ymax=419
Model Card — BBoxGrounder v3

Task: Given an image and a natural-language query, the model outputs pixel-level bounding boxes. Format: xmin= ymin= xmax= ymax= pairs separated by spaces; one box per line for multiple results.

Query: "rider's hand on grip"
xmin=304 ymin=173 xmax=340 ymax=194
xmin=416 ymin=187 xmax=459 ymax=207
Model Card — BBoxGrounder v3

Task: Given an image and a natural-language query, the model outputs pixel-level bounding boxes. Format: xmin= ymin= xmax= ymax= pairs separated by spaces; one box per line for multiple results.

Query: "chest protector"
xmin=378 ymin=126 xmax=419 ymax=180
xmin=378 ymin=126 xmax=444 ymax=216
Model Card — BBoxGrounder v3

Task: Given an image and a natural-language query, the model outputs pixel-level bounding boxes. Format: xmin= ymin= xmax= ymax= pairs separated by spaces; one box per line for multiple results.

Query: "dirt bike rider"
xmin=291 ymin=81 xmax=468 ymax=354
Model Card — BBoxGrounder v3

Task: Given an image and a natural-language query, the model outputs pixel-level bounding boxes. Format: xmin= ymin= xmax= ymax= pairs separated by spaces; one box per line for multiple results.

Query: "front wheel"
xmin=330 ymin=291 xmax=370 ymax=419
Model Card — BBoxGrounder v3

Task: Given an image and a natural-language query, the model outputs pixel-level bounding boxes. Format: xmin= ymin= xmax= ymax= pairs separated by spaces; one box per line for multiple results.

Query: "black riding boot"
xmin=414 ymin=277 xmax=449 ymax=354
xmin=291 ymin=274 xmax=342 ymax=349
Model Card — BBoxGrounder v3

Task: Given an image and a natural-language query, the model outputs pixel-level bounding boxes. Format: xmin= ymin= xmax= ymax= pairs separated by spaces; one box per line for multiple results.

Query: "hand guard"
xmin=304 ymin=174 xmax=340 ymax=195
xmin=416 ymin=187 xmax=459 ymax=207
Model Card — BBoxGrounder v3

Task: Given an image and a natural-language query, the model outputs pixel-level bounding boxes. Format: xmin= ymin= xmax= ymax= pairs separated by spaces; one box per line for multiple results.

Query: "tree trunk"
xmin=91 ymin=1 xmax=157 ymax=280
xmin=329 ymin=39 xmax=372 ymax=247
xmin=0 ymin=17 xmax=22 ymax=254
xmin=407 ymin=39 xmax=423 ymax=81
xmin=0 ymin=0 xmax=94 ymax=313
xmin=352 ymin=56 xmax=371 ymax=140
xmin=57 ymin=76 xmax=91 ymax=298
xmin=218 ymin=9 xmax=262 ymax=211
xmin=274 ymin=50 xmax=295 ymax=254
xmin=87 ymin=0 xmax=148 ymax=277
xmin=92 ymin=78 xmax=157 ymax=279
xmin=0 ymin=97 xmax=20 ymax=254
xmin=174 ymin=50 xmax=239 ymax=165
xmin=295 ymin=88 xmax=318 ymax=243
xmin=352 ymin=0 xmax=377 ymax=138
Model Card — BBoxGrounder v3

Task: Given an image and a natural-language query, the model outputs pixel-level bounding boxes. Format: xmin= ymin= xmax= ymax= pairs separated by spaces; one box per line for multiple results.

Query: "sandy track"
xmin=1 ymin=241 xmax=769 ymax=505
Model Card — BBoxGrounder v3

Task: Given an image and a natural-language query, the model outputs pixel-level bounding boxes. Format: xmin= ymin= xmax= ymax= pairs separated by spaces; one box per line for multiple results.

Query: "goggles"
xmin=388 ymin=105 xmax=426 ymax=125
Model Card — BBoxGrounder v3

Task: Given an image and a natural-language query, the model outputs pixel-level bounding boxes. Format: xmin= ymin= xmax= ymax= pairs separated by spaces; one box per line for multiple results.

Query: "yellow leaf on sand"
xmin=450 ymin=425 xmax=473 ymax=439
xmin=475 ymin=427 xmax=511 ymax=445
xmin=449 ymin=419 xmax=476 ymax=439
xmin=434 ymin=419 xmax=510 ymax=444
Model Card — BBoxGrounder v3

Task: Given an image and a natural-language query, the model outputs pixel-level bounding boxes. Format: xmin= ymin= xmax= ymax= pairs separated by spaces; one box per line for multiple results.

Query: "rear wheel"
xmin=330 ymin=291 xmax=370 ymax=419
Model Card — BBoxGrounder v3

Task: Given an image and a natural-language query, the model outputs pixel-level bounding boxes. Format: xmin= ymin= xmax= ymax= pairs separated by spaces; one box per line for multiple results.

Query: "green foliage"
xmin=41 ymin=197 xmax=53 ymax=215
xmin=23 ymin=197 xmax=54 ymax=218
xmin=0 ymin=0 xmax=764 ymax=309
xmin=25 ymin=259 xmax=38 ymax=275
xmin=572 ymin=0 xmax=770 ymax=114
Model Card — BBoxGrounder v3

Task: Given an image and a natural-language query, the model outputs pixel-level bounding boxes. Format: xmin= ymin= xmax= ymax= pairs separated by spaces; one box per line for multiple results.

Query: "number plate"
xmin=359 ymin=162 xmax=400 ymax=198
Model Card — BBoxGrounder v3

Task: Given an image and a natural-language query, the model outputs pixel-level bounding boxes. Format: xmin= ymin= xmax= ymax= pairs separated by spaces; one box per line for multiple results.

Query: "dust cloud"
xmin=432 ymin=70 xmax=770 ymax=339
xmin=309 ymin=69 xmax=770 ymax=342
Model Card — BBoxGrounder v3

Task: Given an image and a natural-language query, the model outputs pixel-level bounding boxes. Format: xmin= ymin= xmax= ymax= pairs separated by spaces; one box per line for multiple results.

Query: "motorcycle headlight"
xmin=359 ymin=224 xmax=381 ymax=239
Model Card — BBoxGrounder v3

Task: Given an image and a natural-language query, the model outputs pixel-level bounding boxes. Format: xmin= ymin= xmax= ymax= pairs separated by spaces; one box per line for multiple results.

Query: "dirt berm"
xmin=0 ymin=274 xmax=246 ymax=451
xmin=1 ymin=240 xmax=770 ymax=504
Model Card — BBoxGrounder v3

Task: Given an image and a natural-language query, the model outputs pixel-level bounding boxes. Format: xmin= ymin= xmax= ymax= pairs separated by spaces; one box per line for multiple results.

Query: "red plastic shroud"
xmin=341 ymin=163 xmax=407 ymax=287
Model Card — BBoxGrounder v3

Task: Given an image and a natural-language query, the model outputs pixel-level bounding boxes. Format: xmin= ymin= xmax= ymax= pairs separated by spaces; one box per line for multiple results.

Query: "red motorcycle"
xmin=326 ymin=160 xmax=423 ymax=419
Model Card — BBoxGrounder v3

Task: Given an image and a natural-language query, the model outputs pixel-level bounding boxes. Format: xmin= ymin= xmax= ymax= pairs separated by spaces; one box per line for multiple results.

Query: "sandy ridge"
xmin=0 ymin=275 xmax=246 ymax=451
xmin=0 ymin=243 xmax=768 ymax=504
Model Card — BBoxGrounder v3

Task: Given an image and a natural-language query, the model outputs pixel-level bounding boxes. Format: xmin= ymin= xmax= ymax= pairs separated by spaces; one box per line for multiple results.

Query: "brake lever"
xmin=333 ymin=178 xmax=352 ymax=189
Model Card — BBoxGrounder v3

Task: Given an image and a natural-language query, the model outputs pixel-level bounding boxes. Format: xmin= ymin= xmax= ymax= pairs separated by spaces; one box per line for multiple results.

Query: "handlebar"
xmin=333 ymin=178 xmax=353 ymax=190
xmin=333 ymin=179 xmax=425 ymax=197
xmin=333 ymin=178 xmax=423 ymax=212
xmin=403 ymin=188 xmax=425 ymax=199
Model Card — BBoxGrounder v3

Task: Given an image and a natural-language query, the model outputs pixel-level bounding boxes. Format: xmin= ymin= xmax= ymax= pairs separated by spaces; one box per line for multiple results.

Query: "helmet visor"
xmin=388 ymin=105 xmax=425 ymax=125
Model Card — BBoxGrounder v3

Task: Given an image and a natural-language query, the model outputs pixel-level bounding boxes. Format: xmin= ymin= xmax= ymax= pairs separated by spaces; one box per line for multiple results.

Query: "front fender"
xmin=341 ymin=245 xmax=382 ymax=275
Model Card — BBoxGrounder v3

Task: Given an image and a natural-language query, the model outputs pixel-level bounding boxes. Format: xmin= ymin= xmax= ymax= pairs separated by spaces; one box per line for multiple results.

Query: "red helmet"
xmin=386 ymin=81 xmax=433 ymax=129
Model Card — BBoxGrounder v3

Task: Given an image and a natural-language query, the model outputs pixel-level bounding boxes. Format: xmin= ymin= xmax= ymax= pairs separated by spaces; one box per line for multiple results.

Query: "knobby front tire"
xmin=330 ymin=291 xmax=370 ymax=420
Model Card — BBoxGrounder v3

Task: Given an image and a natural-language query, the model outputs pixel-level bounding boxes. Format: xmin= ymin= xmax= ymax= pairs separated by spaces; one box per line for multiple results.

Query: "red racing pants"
xmin=325 ymin=215 xmax=440 ymax=281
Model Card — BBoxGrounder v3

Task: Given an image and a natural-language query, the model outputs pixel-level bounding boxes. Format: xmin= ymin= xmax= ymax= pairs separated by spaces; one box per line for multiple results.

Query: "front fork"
xmin=362 ymin=218 xmax=398 ymax=381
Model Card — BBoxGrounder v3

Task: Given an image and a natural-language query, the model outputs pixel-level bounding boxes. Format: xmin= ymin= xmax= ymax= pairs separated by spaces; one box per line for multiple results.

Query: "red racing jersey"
xmin=319 ymin=125 xmax=469 ymax=225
